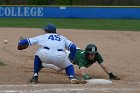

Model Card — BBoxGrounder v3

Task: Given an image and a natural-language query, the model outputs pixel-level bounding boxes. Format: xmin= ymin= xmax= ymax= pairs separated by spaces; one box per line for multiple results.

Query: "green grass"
xmin=0 ymin=18 xmax=140 ymax=31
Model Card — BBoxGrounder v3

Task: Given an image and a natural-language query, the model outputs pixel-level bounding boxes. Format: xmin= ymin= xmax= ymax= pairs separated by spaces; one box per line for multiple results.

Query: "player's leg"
xmin=36 ymin=49 xmax=64 ymax=72
xmin=65 ymin=65 xmax=80 ymax=84
xmin=48 ymin=51 xmax=78 ymax=83
xmin=31 ymin=49 xmax=52 ymax=84
xmin=30 ymin=55 xmax=43 ymax=84
xmin=54 ymin=51 xmax=80 ymax=84
xmin=64 ymin=58 xmax=87 ymax=84
xmin=63 ymin=58 xmax=81 ymax=84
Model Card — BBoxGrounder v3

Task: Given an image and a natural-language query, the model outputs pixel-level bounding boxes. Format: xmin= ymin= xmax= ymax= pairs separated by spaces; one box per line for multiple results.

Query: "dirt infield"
xmin=0 ymin=28 xmax=140 ymax=92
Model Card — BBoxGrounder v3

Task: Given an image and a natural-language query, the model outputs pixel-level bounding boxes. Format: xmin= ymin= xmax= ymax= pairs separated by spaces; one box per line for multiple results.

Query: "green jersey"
xmin=73 ymin=49 xmax=103 ymax=68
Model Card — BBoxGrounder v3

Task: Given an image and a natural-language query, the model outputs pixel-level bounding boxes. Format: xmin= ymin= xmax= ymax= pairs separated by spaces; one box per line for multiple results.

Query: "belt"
xmin=44 ymin=47 xmax=63 ymax=51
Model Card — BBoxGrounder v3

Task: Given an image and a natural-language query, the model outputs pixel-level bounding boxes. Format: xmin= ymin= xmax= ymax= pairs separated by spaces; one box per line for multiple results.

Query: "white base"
xmin=86 ymin=79 xmax=112 ymax=84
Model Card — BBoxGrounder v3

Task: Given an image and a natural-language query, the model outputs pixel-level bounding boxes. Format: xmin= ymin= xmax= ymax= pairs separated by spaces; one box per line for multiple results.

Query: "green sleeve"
xmin=96 ymin=53 xmax=104 ymax=64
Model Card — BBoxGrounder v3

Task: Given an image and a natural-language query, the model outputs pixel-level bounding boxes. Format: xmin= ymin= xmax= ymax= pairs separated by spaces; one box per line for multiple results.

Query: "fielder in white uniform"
xmin=17 ymin=24 xmax=80 ymax=84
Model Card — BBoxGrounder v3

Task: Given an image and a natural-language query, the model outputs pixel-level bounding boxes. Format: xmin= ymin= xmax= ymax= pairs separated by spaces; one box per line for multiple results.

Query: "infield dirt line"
xmin=0 ymin=88 xmax=140 ymax=93
xmin=0 ymin=84 xmax=140 ymax=93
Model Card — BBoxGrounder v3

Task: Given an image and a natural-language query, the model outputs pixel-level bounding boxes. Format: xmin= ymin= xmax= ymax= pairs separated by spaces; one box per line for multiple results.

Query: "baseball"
xmin=4 ymin=40 xmax=8 ymax=44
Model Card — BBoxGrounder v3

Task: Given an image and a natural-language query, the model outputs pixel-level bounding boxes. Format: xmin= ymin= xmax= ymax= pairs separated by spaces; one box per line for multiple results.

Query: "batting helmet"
xmin=85 ymin=44 xmax=97 ymax=54
xmin=42 ymin=24 xmax=56 ymax=33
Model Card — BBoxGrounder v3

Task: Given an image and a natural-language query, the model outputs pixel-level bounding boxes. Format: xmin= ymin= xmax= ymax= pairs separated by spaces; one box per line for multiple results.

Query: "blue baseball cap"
xmin=42 ymin=24 xmax=56 ymax=33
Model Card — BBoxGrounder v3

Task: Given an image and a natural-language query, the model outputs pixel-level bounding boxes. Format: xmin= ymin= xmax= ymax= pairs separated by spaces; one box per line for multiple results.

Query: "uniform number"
xmin=48 ymin=35 xmax=61 ymax=41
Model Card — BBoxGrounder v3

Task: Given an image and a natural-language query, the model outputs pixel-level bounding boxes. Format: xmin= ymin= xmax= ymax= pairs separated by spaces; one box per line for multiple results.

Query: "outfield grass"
xmin=0 ymin=18 xmax=140 ymax=31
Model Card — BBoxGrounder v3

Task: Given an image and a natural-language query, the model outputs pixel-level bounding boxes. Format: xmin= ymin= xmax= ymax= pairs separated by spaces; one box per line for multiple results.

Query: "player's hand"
xmin=109 ymin=73 xmax=120 ymax=80
xmin=110 ymin=75 xmax=120 ymax=80
xmin=83 ymin=74 xmax=91 ymax=80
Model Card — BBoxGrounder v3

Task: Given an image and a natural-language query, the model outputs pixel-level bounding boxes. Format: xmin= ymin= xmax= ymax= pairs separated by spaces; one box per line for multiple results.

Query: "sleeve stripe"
xmin=68 ymin=43 xmax=73 ymax=51
xmin=27 ymin=39 xmax=32 ymax=45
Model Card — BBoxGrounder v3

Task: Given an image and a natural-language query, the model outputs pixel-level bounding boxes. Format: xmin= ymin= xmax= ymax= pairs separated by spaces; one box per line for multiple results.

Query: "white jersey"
xmin=28 ymin=33 xmax=72 ymax=51
xmin=27 ymin=33 xmax=73 ymax=70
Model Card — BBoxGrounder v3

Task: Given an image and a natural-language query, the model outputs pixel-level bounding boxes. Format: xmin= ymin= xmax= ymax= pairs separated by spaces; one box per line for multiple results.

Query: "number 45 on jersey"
xmin=48 ymin=35 xmax=61 ymax=41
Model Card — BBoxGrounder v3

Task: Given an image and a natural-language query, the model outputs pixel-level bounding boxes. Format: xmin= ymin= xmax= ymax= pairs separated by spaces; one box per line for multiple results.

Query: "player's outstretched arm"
xmin=99 ymin=63 xmax=120 ymax=80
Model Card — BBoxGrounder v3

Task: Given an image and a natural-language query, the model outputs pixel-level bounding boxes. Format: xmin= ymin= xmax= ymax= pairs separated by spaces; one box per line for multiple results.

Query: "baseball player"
xmin=17 ymin=23 xmax=82 ymax=84
xmin=69 ymin=44 xmax=120 ymax=80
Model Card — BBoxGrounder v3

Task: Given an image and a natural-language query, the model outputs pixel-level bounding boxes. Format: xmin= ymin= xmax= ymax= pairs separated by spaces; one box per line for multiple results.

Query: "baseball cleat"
xmin=70 ymin=77 xmax=87 ymax=84
xmin=79 ymin=80 xmax=87 ymax=84
xmin=71 ymin=78 xmax=80 ymax=84
xmin=30 ymin=76 xmax=38 ymax=84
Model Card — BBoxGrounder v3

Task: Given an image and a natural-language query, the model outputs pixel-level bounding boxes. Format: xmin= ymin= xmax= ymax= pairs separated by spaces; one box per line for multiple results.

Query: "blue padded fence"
xmin=0 ymin=6 xmax=140 ymax=18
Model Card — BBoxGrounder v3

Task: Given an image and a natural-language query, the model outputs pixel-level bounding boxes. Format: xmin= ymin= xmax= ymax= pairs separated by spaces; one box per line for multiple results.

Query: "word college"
xmin=0 ymin=7 xmax=44 ymax=17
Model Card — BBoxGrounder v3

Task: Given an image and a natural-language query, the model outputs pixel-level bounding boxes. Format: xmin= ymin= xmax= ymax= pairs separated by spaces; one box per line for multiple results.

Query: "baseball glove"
xmin=17 ymin=37 xmax=29 ymax=50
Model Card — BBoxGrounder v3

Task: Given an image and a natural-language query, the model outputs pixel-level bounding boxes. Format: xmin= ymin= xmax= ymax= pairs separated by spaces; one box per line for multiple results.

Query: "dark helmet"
xmin=85 ymin=44 xmax=97 ymax=54
xmin=42 ymin=24 xmax=56 ymax=33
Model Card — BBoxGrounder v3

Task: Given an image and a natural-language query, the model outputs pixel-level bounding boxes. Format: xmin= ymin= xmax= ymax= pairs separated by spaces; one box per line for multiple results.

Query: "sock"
xmin=33 ymin=73 xmax=38 ymax=77
xmin=34 ymin=55 xmax=42 ymax=76
xmin=65 ymin=65 xmax=75 ymax=79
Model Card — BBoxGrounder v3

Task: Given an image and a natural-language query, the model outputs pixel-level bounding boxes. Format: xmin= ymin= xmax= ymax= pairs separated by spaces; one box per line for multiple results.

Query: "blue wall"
xmin=0 ymin=6 xmax=140 ymax=18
